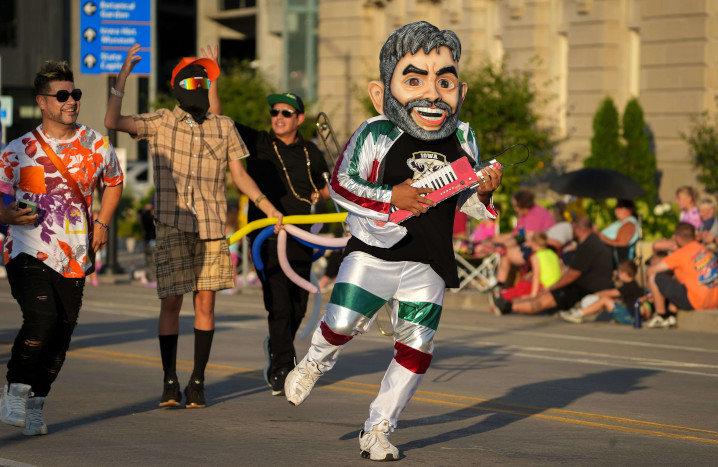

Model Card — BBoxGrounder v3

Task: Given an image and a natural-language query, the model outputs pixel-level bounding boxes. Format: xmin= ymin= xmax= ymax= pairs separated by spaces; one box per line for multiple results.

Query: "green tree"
xmin=681 ymin=111 xmax=718 ymax=194
xmin=622 ymin=98 xmax=656 ymax=207
xmin=460 ymin=61 xmax=559 ymax=199
xmin=585 ymin=97 xmax=621 ymax=169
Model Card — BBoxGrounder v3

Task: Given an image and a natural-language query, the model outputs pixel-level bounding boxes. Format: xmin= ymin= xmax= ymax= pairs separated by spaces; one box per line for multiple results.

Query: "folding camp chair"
xmin=451 ymin=251 xmax=500 ymax=293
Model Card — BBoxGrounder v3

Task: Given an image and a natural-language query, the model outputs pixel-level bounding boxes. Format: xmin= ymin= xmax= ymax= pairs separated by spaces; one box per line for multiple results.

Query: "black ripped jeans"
xmin=6 ymin=253 xmax=84 ymax=397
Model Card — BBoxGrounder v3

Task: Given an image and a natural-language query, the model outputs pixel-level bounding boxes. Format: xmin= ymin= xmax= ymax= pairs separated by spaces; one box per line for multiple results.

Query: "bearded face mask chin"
xmin=384 ymin=91 xmax=461 ymax=141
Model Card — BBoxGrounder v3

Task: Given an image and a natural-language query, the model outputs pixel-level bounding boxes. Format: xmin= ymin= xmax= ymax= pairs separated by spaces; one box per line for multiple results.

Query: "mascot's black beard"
xmin=383 ymin=92 xmax=461 ymax=141
xmin=174 ymin=65 xmax=210 ymax=124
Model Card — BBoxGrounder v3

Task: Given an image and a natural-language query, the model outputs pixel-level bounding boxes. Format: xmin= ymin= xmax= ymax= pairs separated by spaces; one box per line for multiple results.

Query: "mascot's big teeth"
xmin=415 ymin=107 xmax=445 ymax=121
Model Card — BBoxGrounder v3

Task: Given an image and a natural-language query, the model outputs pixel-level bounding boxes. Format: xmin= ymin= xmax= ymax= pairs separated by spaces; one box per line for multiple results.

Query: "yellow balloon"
xmin=227 ymin=212 xmax=348 ymax=245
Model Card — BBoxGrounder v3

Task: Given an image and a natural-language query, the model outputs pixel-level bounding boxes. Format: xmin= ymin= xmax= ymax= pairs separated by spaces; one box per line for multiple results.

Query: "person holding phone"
xmin=0 ymin=60 xmax=123 ymax=435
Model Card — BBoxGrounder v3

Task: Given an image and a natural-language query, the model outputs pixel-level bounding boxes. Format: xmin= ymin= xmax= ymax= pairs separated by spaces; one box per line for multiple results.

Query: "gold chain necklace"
xmin=272 ymin=141 xmax=320 ymax=205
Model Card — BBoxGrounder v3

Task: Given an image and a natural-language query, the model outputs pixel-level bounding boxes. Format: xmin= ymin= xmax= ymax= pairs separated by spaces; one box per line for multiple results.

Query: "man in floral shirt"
xmin=0 ymin=60 xmax=123 ymax=435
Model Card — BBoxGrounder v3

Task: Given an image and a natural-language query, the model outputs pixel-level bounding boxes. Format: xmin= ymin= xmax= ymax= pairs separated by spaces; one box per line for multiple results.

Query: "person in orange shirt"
xmin=645 ymin=222 xmax=718 ymax=328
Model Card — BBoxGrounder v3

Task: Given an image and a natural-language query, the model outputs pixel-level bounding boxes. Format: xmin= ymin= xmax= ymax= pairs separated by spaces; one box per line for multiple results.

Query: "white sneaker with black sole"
xmin=359 ymin=420 xmax=399 ymax=461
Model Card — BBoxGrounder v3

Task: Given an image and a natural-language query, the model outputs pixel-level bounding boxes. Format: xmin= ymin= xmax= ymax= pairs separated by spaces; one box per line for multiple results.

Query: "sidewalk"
xmin=107 ymin=244 xmax=718 ymax=335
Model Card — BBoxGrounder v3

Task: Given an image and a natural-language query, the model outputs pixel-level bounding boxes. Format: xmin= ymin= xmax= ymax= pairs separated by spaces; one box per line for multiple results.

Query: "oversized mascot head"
xmin=368 ymin=21 xmax=467 ymax=141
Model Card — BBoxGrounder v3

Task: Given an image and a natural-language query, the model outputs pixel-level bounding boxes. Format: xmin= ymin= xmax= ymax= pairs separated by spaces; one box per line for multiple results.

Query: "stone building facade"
xmin=316 ymin=0 xmax=718 ymax=201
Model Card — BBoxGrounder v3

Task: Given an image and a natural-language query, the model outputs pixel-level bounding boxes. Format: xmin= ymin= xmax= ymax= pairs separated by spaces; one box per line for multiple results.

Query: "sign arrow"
xmin=83 ymin=1 xmax=97 ymax=16
xmin=84 ymin=54 xmax=97 ymax=68
xmin=83 ymin=28 xmax=96 ymax=42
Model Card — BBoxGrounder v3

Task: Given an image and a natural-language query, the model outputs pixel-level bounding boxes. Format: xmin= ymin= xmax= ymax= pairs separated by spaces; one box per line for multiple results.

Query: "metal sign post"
xmin=79 ymin=0 xmax=153 ymax=275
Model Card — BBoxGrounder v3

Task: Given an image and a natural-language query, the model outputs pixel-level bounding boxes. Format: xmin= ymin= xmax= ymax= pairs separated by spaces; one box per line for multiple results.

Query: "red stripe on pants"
xmin=320 ymin=321 xmax=353 ymax=346
xmin=394 ymin=341 xmax=433 ymax=374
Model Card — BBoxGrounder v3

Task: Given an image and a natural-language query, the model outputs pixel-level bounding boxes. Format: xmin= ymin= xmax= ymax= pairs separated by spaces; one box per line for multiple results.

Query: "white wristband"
xmin=110 ymin=87 xmax=125 ymax=98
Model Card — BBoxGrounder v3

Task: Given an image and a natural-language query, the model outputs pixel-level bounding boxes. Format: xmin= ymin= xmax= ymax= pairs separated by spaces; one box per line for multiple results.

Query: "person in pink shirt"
xmin=513 ymin=189 xmax=555 ymax=234
xmin=476 ymin=189 xmax=555 ymax=288
xmin=653 ymin=186 xmax=701 ymax=254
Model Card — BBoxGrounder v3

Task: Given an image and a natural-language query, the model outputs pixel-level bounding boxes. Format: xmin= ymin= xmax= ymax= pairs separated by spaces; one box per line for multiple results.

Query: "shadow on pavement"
xmin=394 ymin=368 xmax=657 ymax=452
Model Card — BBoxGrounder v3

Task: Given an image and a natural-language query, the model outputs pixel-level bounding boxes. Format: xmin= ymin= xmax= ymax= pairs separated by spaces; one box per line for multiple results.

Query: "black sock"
xmin=159 ymin=334 xmax=178 ymax=382
xmin=191 ymin=328 xmax=214 ymax=383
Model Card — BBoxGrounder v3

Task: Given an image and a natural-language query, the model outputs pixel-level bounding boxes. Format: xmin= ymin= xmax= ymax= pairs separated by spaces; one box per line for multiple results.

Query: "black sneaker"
xmin=271 ymin=368 xmax=289 ymax=396
xmin=492 ymin=296 xmax=512 ymax=316
xmin=184 ymin=379 xmax=206 ymax=408
xmin=159 ymin=379 xmax=182 ymax=408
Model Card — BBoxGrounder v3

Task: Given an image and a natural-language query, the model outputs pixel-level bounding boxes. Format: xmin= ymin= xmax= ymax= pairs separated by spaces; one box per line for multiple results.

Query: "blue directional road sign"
xmin=80 ymin=0 xmax=152 ymax=75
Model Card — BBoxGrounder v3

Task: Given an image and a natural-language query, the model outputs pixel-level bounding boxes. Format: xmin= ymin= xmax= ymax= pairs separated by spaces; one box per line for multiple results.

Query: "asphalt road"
xmin=0 ymin=277 xmax=717 ymax=466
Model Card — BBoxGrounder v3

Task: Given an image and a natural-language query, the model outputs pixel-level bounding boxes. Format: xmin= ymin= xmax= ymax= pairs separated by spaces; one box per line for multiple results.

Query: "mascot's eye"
xmin=406 ymin=77 xmax=422 ymax=86
xmin=438 ymin=79 xmax=455 ymax=89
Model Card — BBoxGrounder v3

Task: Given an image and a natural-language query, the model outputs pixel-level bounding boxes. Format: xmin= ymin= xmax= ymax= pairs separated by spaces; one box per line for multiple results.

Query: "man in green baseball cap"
xmin=267 ymin=92 xmax=305 ymax=114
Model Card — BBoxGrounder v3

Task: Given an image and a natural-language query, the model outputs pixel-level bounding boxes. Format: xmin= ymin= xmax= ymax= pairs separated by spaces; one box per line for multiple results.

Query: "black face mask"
xmin=173 ymin=65 xmax=209 ymax=124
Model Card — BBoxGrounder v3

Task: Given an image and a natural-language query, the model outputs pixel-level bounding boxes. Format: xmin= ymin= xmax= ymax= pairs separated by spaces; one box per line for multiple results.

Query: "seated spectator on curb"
xmin=559 ymin=260 xmax=645 ymax=324
xmin=595 ymin=199 xmax=639 ymax=263
xmin=697 ymin=197 xmax=718 ymax=246
xmin=644 ymin=222 xmax=718 ymax=328
xmin=495 ymin=231 xmax=561 ymax=301
xmin=491 ymin=216 xmax=614 ymax=316
xmin=479 ymin=189 xmax=554 ymax=286
xmin=653 ymin=186 xmax=701 ymax=253
xmin=545 ymin=201 xmax=572 ymax=254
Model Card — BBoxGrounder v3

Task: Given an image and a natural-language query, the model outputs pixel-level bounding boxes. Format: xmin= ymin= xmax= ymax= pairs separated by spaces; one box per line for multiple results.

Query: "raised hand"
xmin=200 ymin=45 xmax=219 ymax=67
xmin=119 ymin=43 xmax=142 ymax=81
xmin=391 ymin=179 xmax=436 ymax=217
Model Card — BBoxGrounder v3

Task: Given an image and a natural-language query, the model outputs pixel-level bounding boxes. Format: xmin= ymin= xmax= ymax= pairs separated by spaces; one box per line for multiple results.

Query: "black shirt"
xmin=345 ymin=133 xmax=470 ymax=287
xmin=236 ymin=123 xmax=329 ymax=262
xmin=236 ymin=123 xmax=329 ymax=224
xmin=618 ymin=280 xmax=644 ymax=306
xmin=570 ymin=233 xmax=615 ymax=292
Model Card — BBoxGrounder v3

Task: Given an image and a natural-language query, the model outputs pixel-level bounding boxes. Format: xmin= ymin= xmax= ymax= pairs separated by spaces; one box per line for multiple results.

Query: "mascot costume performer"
xmin=284 ymin=21 xmax=503 ymax=461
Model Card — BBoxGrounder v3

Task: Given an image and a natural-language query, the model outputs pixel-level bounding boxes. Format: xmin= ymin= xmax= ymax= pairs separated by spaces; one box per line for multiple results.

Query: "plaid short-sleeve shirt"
xmin=133 ymin=106 xmax=248 ymax=239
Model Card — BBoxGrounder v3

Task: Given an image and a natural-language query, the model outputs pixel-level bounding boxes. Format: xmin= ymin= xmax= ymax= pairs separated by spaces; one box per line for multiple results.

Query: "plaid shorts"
xmin=154 ymin=222 xmax=234 ymax=299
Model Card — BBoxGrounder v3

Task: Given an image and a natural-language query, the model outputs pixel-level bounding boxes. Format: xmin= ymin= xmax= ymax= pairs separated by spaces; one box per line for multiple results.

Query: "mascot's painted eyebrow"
xmin=402 ymin=64 xmax=428 ymax=75
xmin=401 ymin=64 xmax=458 ymax=77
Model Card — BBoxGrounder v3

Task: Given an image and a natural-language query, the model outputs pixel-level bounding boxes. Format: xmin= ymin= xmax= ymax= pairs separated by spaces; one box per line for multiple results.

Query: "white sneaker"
xmin=23 ymin=397 xmax=47 ymax=436
xmin=559 ymin=308 xmax=584 ymax=324
xmin=284 ymin=354 xmax=323 ymax=406
xmin=1 ymin=383 xmax=32 ymax=427
xmin=645 ymin=314 xmax=677 ymax=329
xmin=359 ymin=420 xmax=399 ymax=461
xmin=645 ymin=314 xmax=665 ymax=328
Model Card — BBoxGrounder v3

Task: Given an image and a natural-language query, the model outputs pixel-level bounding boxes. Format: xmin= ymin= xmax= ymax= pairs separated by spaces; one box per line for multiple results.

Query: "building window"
xmin=0 ymin=0 xmax=16 ymax=47
xmin=221 ymin=0 xmax=256 ymax=9
xmin=284 ymin=0 xmax=318 ymax=101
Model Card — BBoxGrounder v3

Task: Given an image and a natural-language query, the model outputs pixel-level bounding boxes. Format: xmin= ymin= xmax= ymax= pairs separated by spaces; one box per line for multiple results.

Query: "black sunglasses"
xmin=39 ymin=89 xmax=82 ymax=103
xmin=270 ymin=108 xmax=297 ymax=118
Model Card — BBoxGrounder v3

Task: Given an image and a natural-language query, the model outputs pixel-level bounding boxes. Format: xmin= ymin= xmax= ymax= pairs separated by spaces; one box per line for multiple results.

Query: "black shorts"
xmin=655 ymin=272 xmax=693 ymax=310
xmin=551 ymin=283 xmax=592 ymax=310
